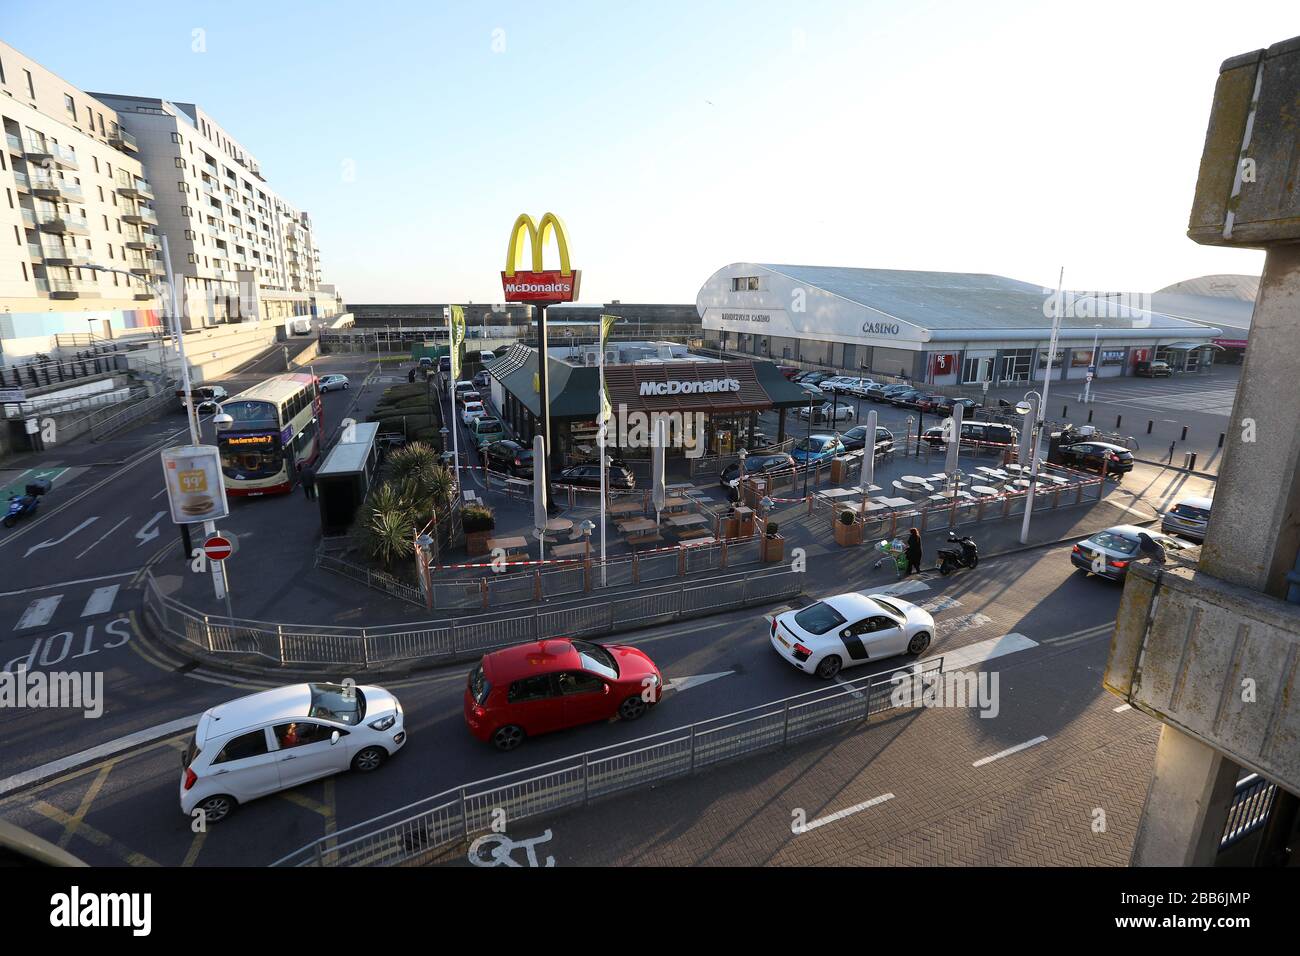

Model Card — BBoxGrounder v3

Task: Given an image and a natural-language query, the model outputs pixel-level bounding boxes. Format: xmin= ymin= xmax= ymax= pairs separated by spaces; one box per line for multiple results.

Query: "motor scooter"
xmin=937 ymin=530 xmax=979 ymax=575
xmin=4 ymin=493 xmax=39 ymax=528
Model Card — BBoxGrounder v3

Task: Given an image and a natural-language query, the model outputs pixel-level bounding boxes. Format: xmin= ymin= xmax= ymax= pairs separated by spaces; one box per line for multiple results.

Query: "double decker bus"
xmin=216 ymin=373 xmax=322 ymax=495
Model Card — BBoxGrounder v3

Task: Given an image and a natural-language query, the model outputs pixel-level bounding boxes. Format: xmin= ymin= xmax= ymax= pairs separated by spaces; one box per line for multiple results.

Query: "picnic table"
xmin=666 ymin=513 xmax=709 ymax=528
xmin=618 ymin=518 xmax=657 ymax=534
xmin=875 ymin=496 xmax=915 ymax=509
xmin=975 ymin=465 xmax=1006 ymax=478
xmin=899 ymin=475 xmax=929 ymax=486
xmin=608 ymin=500 xmax=643 ymax=517
xmin=544 ymin=517 xmax=574 ymax=535
xmin=1039 ymin=473 xmax=1069 ymax=487
xmin=970 ymin=484 xmax=1000 ymax=497
xmin=817 ymin=487 xmax=859 ymax=500
xmin=662 ymin=496 xmax=693 ymax=511
xmin=679 ymin=535 xmax=717 ymax=547
xmin=852 ymin=483 xmax=882 ymax=494
xmin=1004 ymin=463 xmax=1026 ymax=475
xmin=551 ymin=542 xmax=590 ymax=559
xmin=928 ymin=491 xmax=975 ymax=504
xmin=1009 ymin=478 xmax=1031 ymax=490
xmin=486 ymin=535 xmax=529 ymax=554
xmin=845 ymin=500 xmax=886 ymax=515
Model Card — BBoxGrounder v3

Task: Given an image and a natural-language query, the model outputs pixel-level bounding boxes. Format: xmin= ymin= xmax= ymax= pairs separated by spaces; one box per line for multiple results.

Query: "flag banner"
xmin=450 ymin=305 xmax=466 ymax=379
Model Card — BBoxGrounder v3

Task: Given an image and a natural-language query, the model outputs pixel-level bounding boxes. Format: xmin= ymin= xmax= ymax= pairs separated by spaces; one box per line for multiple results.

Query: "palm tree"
xmin=362 ymin=507 xmax=415 ymax=569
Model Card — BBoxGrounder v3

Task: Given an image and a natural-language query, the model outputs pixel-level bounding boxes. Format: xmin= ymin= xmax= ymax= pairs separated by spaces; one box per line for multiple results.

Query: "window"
xmin=730 ymin=276 xmax=761 ymax=291
xmin=97 ymin=113 xmax=105 ymax=136
xmin=213 ymin=729 xmax=269 ymax=764
xmin=0 ymin=56 xmax=5 ymax=84
xmin=175 ymin=156 xmax=186 ymax=168
xmin=171 ymin=131 xmax=183 ymax=144
xmin=93 ymin=156 xmax=99 ymax=174
xmin=793 ymin=602 xmax=847 ymax=635
xmin=273 ymin=722 xmax=336 ymax=749
xmin=64 ymin=93 xmax=76 ymax=117
xmin=557 ymin=671 xmax=605 ymax=696
xmin=508 ymin=674 xmax=554 ymax=703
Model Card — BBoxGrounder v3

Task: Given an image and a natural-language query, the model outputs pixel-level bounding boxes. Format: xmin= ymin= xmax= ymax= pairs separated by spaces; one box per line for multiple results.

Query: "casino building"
xmin=696 ymin=264 xmax=1225 ymax=385
xmin=486 ymin=340 xmax=810 ymax=465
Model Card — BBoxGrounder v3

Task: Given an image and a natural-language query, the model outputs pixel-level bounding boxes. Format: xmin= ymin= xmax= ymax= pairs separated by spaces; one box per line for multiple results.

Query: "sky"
xmin=3 ymin=0 xmax=1293 ymax=304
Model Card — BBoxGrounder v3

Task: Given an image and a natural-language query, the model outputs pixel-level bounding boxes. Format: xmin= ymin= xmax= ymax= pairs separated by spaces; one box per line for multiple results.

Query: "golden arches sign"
xmin=501 ymin=212 xmax=579 ymax=302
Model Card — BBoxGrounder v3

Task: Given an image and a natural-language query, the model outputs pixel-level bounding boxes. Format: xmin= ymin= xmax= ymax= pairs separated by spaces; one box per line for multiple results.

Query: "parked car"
xmin=844 ymin=379 xmax=881 ymax=398
xmin=799 ymin=401 xmax=856 ymax=423
xmin=719 ymin=452 xmax=797 ymax=488
xmin=889 ymin=387 xmax=927 ymax=408
xmin=1056 ymin=440 xmax=1134 ymax=475
xmin=478 ymin=350 xmax=496 ymax=366
xmin=1161 ymin=495 xmax=1212 ymax=542
xmin=318 ymin=374 xmax=350 ymax=392
xmin=1135 ymin=360 xmax=1171 ymax=378
xmin=791 ymin=433 xmax=845 ymax=465
xmin=914 ymin=393 xmax=954 ymax=413
xmin=798 ymin=371 xmax=834 ymax=387
xmin=769 ymin=593 xmax=935 ymax=679
xmin=471 ymin=417 xmax=505 ymax=448
xmin=922 ymin=420 xmax=1020 ymax=448
xmin=777 ymin=365 xmax=800 ymax=380
xmin=557 ymin=463 xmax=636 ymax=490
xmin=1071 ymin=526 xmax=1191 ymax=581
xmin=483 ymin=440 xmax=533 ymax=477
xmin=840 ymin=425 xmax=895 ymax=455
xmin=817 ymin=376 xmax=857 ymax=394
xmin=418 ymin=356 xmax=434 ymax=369
xmin=461 ymin=401 xmax=486 ymax=425
xmin=464 ymin=639 xmax=663 ymax=751
xmin=179 ymin=682 xmax=406 ymax=823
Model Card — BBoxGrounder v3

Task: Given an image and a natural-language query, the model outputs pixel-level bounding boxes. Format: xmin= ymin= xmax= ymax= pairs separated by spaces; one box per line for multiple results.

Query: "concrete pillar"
xmin=1131 ymin=724 xmax=1241 ymax=866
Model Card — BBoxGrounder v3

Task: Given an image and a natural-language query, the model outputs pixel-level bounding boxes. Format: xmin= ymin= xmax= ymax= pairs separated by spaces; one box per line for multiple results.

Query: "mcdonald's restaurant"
xmin=486 ymin=340 xmax=811 ymax=468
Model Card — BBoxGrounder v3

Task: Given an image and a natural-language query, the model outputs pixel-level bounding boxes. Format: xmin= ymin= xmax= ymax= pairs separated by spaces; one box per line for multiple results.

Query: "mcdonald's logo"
xmin=501 ymin=212 xmax=581 ymax=303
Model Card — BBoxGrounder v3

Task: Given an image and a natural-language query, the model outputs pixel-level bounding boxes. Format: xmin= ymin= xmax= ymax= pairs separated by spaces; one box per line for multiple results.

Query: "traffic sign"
xmin=1087 ymin=365 xmax=1096 ymax=373
xmin=203 ymin=533 xmax=235 ymax=562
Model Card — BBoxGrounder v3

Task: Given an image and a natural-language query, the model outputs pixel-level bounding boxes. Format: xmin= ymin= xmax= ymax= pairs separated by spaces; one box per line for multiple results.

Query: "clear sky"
xmin=3 ymin=0 xmax=1292 ymax=304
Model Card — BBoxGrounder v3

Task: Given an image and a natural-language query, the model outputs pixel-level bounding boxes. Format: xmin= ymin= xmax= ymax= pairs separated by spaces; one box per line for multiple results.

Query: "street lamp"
xmin=1020 ymin=268 xmax=1065 ymax=545
xmin=803 ymin=391 xmax=816 ymax=499
xmin=1083 ymin=324 xmax=1103 ymax=404
xmin=578 ymin=518 xmax=595 ymax=557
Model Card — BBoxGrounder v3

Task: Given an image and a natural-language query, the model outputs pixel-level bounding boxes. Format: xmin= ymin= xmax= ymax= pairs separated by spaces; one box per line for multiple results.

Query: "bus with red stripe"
xmin=216 ymin=373 xmax=323 ymax=496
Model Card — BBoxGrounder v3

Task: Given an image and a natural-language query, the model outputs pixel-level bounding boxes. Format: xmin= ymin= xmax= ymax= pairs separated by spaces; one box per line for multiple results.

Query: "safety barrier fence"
xmin=1220 ymin=773 xmax=1277 ymax=850
xmin=143 ymin=566 xmax=804 ymax=668
xmin=272 ymin=653 xmax=943 ymax=866
xmin=0 ymin=352 xmax=127 ymax=390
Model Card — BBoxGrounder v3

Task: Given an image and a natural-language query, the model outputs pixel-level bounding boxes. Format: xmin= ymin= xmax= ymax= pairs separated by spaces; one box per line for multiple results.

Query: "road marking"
xmin=0 ymin=714 xmax=201 ymax=797
xmin=923 ymin=632 xmax=1038 ymax=671
xmin=73 ymin=514 xmax=131 ymax=560
xmin=32 ymin=800 xmax=160 ymax=867
xmin=0 ymin=570 xmax=135 ymax=598
xmin=942 ymin=612 xmax=995 ymax=634
xmin=59 ymin=763 xmax=113 ymax=849
xmin=151 ymin=487 xmax=168 ymax=500
xmin=834 ymin=674 xmax=865 ymax=700
xmin=973 ymin=735 xmax=1049 ymax=767
xmin=664 ymin=671 xmax=735 ymax=693
xmin=919 ymin=595 xmax=963 ymax=614
xmin=866 ymin=579 xmax=930 ymax=598
xmin=182 ymin=831 xmax=208 ymax=868
xmin=135 ymin=510 xmax=165 ymax=546
xmin=16 ymin=595 xmax=62 ymax=630
xmin=1113 ymin=703 xmax=1132 ymax=713
xmin=799 ymin=793 xmax=895 ymax=832
xmin=80 ymin=585 xmax=120 ymax=617
xmin=23 ymin=516 xmax=99 ymax=559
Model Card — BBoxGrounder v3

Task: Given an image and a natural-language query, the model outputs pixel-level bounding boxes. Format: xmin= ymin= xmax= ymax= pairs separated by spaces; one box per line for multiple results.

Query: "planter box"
xmin=761 ymin=535 xmax=785 ymax=563
xmin=465 ymin=529 xmax=493 ymax=557
xmin=834 ymin=519 xmax=862 ymax=547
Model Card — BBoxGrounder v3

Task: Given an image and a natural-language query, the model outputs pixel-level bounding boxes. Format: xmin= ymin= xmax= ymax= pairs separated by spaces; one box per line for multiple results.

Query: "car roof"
xmin=1174 ymin=495 xmax=1213 ymax=510
xmin=483 ymin=639 xmax=583 ymax=683
xmin=198 ymin=684 xmax=313 ymax=744
xmin=822 ymin=593 xmax=884 ymax=618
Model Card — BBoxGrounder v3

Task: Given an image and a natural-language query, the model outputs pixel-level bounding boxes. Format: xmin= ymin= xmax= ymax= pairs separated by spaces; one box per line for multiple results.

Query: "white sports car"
xmin=769 ymin=592 xmax=935 ymax=679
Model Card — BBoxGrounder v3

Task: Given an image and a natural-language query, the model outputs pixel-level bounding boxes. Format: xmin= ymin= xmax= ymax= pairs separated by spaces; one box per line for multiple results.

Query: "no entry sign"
xmin=203 ymin=534 xmax=235 ymax=562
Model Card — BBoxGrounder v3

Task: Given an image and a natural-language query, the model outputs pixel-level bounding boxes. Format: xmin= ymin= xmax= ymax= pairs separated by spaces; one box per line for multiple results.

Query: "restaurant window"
xmin=1100 ymin=349 xmax=1126 ymax=366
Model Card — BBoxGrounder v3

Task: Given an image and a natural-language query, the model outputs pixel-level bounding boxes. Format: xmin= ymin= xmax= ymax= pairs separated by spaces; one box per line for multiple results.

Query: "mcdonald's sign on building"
xmin=501 ymin=212 xmax=581 ymax=303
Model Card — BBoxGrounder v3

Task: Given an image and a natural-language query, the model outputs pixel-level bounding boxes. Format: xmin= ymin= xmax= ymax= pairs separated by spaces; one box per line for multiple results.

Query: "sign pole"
xmin=597 ymin=334 xmax=608 ymax=585
xmin=537 ymin=301 xmax=554 ymax=513
xmin=1020 ymin=267 xmax=1064 ymax=545
xmin=445 ymin=306 xmax=461 ymax=497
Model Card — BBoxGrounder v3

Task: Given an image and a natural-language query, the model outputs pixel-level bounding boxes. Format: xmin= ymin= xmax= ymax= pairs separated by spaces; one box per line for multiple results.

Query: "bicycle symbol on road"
xmin=468 ymin=829 xmax=556 ymax=868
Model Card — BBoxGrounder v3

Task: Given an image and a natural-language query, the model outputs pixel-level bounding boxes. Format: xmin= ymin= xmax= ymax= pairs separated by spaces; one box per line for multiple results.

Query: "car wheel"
xmin=815 ymin=655 xmax=843 ymax=679
xmin=196 ymin=794 xmax=236 ymax=824
xmin=351 ymin=746 xmax=387 ymax=772
xmin=3 ymin=515 xmax=15 ymax=528
xmin=970 ymin=553 xmax=979 ymax=568
xmin=619 ymin=695 xmax=649 ymax=721
xmin=908 ymin=631 xmax=932 ymax=656
xmin=492 ymin=725 xmax=524 ymax=752
xmin=939 ymin=559 xmax=952 ymax=576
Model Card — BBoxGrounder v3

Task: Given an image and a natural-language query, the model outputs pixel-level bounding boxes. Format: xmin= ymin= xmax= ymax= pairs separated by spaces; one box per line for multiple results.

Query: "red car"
xmin=464 ymin=639 xmax=663 ymax=751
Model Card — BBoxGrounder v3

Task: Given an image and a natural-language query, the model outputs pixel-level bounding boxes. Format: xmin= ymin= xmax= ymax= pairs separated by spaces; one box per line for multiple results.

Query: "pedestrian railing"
xmin=142 ymin=565 xmax=805 ymax=668
xmin=86 ymin=387 xmax=177 ymax=441
xmin=272 ymin=652 xmax=942 ymax=867
xmin=1220 ymin=773 xmax=1278 ymax=850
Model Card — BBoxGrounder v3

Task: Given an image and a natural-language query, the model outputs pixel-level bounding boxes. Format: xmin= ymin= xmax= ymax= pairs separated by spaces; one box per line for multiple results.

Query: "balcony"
xmin=121 ymin=203 xmax=158 ymax=225
xmin=108 ymin=126 xmax=139 ymax=152
xmin=125 ymin=231 xmax=160 ymax=251
xmin=36 ymin=242 xmax=94 ymax=267
xmin=5 ymin=132 xmax=23 ymax=155
xmin=13 ymin=170 xmax=30 ymax=193
xmin=115 ymin=171 xmax=153 ymax=199
xmin=48 ymin=279 xmax=101 ymax=300
xmin=20 ymin=207 xmax=37 ymax=229
xmin=38 ymin=210 xmax=91 ymax=236
xmin=25 ymin=139 xmax=79 ymax=170
xmin=31 ymin=176 xmax=85 ymax=203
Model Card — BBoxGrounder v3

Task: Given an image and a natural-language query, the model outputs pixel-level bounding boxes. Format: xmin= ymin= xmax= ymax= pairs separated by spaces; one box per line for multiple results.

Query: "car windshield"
xmin=570 ymin=640 xmax=619 ymax=679
xmin=1172 ymin=504 xmax=1210 ymax=521
xmin=870 ymin=598 xmax=906 ymax=624
xmin=1089 ymin=531 xmax=1138 ymax=554
xmin=795 ymin=436 xmax=827 ymax=452
xmin=308 ymin=682 xmax=367 ymax=724
xmin=793 ymin=602 xmax=847 ymax=635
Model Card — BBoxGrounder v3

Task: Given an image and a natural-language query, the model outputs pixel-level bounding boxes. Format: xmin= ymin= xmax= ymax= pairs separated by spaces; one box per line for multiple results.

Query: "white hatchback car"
xmin=461 ymin=401 xmax=486 ymax=425
xmin=180 ymin=682 xmax=406 ymax=823
xmin=770 ymin=593 xmax=935 ymax=679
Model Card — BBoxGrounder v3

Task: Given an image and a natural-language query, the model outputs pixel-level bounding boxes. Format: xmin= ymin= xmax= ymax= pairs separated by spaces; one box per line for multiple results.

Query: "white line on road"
xmin=23 ymin=516 xmax=99 ymax=559
xmin=16 ymin=595 xmax=63 ymax=630
xmin=0 ymin=714 xmax=202 ymax=798
xmin=80 ymin=584 xmax=120 ymax=617
xmin=973 ymin=735 xmax=1049 ymax=767
xmin=867 ymin=579 xmax=930 ymax=598
xmin=799 ymin=793 xmax=895 ymax=832
xmin=1113 ymin=704 xmax=1131 ymax=713
xmin=0 ymin=570 xmax=136 ymax=597
xmin=151 ymin=487 xmax=167 ymax=500
xmin=74 ymin=514 xmax=131 ymax=560
xmin=924 ymin=632 xmax=1038 ymax=671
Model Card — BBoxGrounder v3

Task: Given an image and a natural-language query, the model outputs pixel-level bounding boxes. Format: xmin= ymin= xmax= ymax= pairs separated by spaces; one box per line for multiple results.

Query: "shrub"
xmin=361 ymin=508 xmax=416 ymax=569
xmin=766 ymin=521 xmax=779 ymax=537
xmin=838 ymin=509 xmax=855 ymax=526
xmin=462 ymin=503 xmax=495 ymax=533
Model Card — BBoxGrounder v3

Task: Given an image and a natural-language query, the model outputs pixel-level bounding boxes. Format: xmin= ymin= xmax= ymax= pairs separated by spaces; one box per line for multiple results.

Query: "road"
xmin=0 ymin=539 xmax=1133 ymax=866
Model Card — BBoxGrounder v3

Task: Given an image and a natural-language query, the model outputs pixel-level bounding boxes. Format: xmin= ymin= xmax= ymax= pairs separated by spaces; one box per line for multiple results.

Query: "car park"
xmin=483 ymin=439 xmax=534 ymax=478
xmin=719 ymin=452 xmax=797 ymax=487
xmin=557 ymin=463 xmax=636 ymax=489
xmin=798 ymin=401 xmax=856 ymax=423
xmin=464 ymin=639 xmax=663 ymax=751
xmin=840 ymin=425 xmax=894 ymax=455
xmin=471 ymin=417 xmax=505 ymax=448
xmin=791 ymin=433 xmax=845 ymax=464
xmin=1161 ymin=495 xmax=1212 ymax=542
xmin=864 ymin=382 xmax=905 ymax=402
xmin=179 ymin=682 xmax=406 ymax=823
xmin=318 ymin=374 xmax=350 ymax=392
xmin=844 ymin=378 xmax=881 ymax=398
xmin=1056 ymin=440 xmax=1133 ymax=475
xmin=888 ymin=387 xmax=927 ymax=408
xmin=777 ymin=365 xmax=800 ymax=379
xmin=769 ymin=593 xmax=935 ymax=678
xmin=461 ymin=401 xmax=486 ymax=424
xmin=1071 ymin=525 xmax=1191 ymax=581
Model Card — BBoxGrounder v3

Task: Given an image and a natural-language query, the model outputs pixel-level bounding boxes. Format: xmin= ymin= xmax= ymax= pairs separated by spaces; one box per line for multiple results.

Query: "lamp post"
xmin=803 ymin=392 xmax=815 ymax=499
xmin=1020 ymin=268 xmax=1065 ymax=545
xmin=737 ymin=446 xmax=748 ymax=505
xmin=578 ymin=518 xmax=594 ymax=558
xmin=1083 ymin=324 xmax=1103 ymax=404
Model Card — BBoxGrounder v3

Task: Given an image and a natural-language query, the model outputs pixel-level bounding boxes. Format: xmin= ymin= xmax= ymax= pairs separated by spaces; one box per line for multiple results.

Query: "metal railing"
xmin=273 ymin=652 xmax=941 ymax=866
xmin=0 ymin=353 xmax=125 ymax=390
xmin=1220 ymin=773 xmax=1277 ymax=850
xmin=143 ymin=566 xmax=805 ymax=668
xmin=86 ymin=387 xmax=177 ymax=441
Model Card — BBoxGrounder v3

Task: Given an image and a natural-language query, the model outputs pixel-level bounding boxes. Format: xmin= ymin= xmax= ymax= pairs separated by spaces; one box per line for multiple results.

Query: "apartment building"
xmin=0 ymin=40 xmax=165 ymax=356
xmin=89 ymin=92 xmax=327 ymax=328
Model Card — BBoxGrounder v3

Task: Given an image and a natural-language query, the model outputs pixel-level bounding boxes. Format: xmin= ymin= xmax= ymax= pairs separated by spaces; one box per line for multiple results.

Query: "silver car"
xmin=1070 ymin=525 xmax=1191 ymax=580
xmin=319 ymin=374 xmax=350 ymax=392
xmin=1161 ymin=495 xmax=1211 ymax=542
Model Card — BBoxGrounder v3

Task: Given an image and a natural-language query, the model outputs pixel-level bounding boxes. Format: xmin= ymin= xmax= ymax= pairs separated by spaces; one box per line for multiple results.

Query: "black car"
xmin=718 ymin=452 xmax=796 ymax=488
xmin=557 ymin=463 xmax=636 ymax=490
xmin=889 ymin=388 xmax=926 ymax=408
xmin=482 ymin=440 xmax=533 ymax=478
xmin=923 ymin=420 xmax=1019 ymax=448
xmin=1056 ymin=441 xmax=1134 ymax=475
xmin=839 ymin=425 xmax=895 ymax=455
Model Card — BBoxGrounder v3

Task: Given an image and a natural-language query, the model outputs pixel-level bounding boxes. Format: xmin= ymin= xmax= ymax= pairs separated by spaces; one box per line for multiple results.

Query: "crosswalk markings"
xmin=926 ymin=632 xmax=1038 ymax=671
xmin=798 ymin=793 xmax=895 ymax=833
xmin=80 ymin=585 xmax=120 ymax=617
xmin=16 ymin=595 xmax=62 ymax=630
xmin=1040 ymin=622 xmax=1113 ymax=647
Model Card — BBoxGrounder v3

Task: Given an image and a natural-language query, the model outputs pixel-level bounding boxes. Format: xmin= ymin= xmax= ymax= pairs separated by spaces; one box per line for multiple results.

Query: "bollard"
xmin=1180 ymin=425 xmax=1188 ymax=441
xmin=1087 ymin=409 xmax=1093 ymax=423
xmin=1115 ymin=415 xmax=1122 ymax=429
xmin=1168 ymin=441 xmax=1176 ymax=463
xmin=1187 ymin=452 xmax=1197 ymax=471
xmin=1218 ymin=432 xmax=1225 ymax=448
xmin=1062 ymin=405 xmax=1068 ymax=418
xmin=1147 ymin=419 xmax=1154 ymax=434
